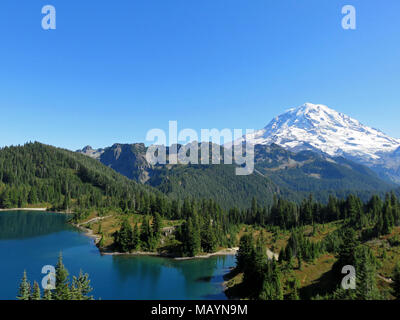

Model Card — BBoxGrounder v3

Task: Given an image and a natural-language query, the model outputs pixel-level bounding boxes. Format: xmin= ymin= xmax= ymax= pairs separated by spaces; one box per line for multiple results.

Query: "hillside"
xmin=224 ymin=192 xmax=400 ymax=300
xmin=78 ymin=143 xmax=288 ymax=208
xmin=147 ymin=163 xmax=287 ymax=209
xmin=78 ymin=142 xmax=395 ymax=208
xmin=253 ymin=144 xmax=395 ymax=202
xmin=0 ymin=142 xmax=165 ymax=215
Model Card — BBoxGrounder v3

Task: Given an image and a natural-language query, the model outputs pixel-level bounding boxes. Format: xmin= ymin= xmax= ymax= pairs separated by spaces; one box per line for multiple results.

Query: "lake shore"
xmin=0 ymin=208 xmax=48 ymax=212
xmin=173 ymin=247 xmax=239 ymax=260
xmin=1 ymin=208 xmax=238 ymax=261
xmin=72 ymin=213 xmax=239 ymax=260
xmin=72 ymin=216 xmax=113 ymax=245
xmin=99 ymin=247 xmax=239 ymax=260
xmin=75 ymin=224 xmax=102 ymax=244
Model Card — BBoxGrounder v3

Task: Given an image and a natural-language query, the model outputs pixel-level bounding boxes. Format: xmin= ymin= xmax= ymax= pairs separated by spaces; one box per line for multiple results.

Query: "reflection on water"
xmin=110 ymin=255 xmax=233 ymax=299
xmin=0 ymin=211 xmax=72 ymax=239
xmin=0 ymin=211 xmax=236 ymax=300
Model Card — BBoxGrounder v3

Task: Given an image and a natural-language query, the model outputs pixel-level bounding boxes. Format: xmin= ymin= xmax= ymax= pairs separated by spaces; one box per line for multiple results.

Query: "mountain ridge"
xmin=239 ymin=102 xmax=400 ymax=183
xmin=77 ymin=141 xmax=396 ymax=207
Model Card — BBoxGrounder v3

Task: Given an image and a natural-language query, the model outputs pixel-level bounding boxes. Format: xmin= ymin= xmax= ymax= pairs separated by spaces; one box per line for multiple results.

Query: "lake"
xmin=0 ymin=210 xmax=236 ymax=300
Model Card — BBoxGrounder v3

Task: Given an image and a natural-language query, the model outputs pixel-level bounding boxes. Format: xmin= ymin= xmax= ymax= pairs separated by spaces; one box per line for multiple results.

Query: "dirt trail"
xmin=77 ymin=215 xmax=112 ymax=227
xmin=378 ymin=274 xmax=393 ymax=284
xmin=174 ymin=247 xmax=239 ymax=260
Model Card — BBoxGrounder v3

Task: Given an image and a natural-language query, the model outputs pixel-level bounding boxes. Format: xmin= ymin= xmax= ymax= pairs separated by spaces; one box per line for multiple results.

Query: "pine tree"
xmin=201 ymin=220 xmax=217 ymax=253
xmin=251 ymin=197 xmax=258 ymax=218
xmin=289 ymin=278 xmax=300 ymax=300
xmin=16 ymin=257 xmax=94 ymax=300
xmin=98 ymin=233 xmax=105 ymax=248
xmin=337 ymin=228 xmax=359 ymax=267
xmin=140 ymin=215 xmax=152 ymax=250
xmin=354 ymin=246 xmax=380 ymax=300
xmin=247 ymin=236 xmax=267 ymax=294
xmin=77 ymin=270 xmax=93 ymax=300
xmin=382 ymin=203 xmax=393 ymax=235
xmin=42 ymin=276 xmax=53 ymax=300
xmin=54 ymin=253 xmax=70 ymax=300
xmin=298 ymin=252 xmax=303 ymax=270
xmin=392 ymin=262 xmax=400 ymax=299
xmin=115 ymin=218 xmax=134 ymax=252
xmin=237 ymin=234 xmax=255 ymax=272
xmin=31 ymin=281 xmax=41 ymax=300
xmin=152 ymin=212 xmax=163 ymax=239
xmin=43 ymin=288 xmax=52 ymax=300
xmin=71 ymin=270 xmax=93 ymax=300
xmin=133 ymin=223 xmax=140 ymax=250
xmin=17 ymin=271 xmax=31 ymax=300
xmin=186 ymin=217 xmax=201 ymax=256
xmin=259 ymin=260 xmax=283 ymax=300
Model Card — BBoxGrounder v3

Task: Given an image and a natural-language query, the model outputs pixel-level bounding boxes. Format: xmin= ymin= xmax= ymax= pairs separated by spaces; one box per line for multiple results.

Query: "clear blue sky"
xmin=0 ymin=0 xmax=399 ymax=150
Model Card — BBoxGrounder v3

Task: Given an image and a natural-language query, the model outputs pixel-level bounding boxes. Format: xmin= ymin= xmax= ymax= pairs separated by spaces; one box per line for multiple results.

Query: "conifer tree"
xmin=289 ymin=278 xmax=300 ymax=300
xmin=354 ymin=246 xmax=380 ymax=300
xmin=133 ymin=223 xmax=140 ymax=250
xmin=43 ymin=287 xmax=52 ymax=300
xmin=140 ymin=215 xmax=156 ymax=251
xmin=298 ymin=252 xmax=303 ymax=270
xmin=186 ymin=217 xmax=201 ymax=256
xmin=152 ymin=212 xmax=163 ymax=239
xmin=71 ymin=270 xmax=93 ymax=300
xmin=201 ymin=220 xmax=217 ymax=253
xmin=98 ymin=233 xmax=105 ymax=248
xmin=336 ymin=228 xmax=359 ymax=267
xmin=237 ymin=234 xmax=254 ymax=272
xmin=31 ymin=281 xmax=41 ymax=300
xmin=115 ymin=218 xmax=134 ymax=252
xmin=392 ymin=262 xmax=400 ymax=300
xmin=17 ymin=271 xmax=31 ymax=300
xmin=259 ymin=260 xmax=283 ymax=300
xmin=54 ymin=253 xmax=70 ymax=300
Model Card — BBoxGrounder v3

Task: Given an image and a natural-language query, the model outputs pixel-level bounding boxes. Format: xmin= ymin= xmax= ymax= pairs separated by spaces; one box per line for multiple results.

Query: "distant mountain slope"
xmin=253 ymin=144 xmax=395 ymax=202
xmin=78 ymin=142 xmax=395 ymax=207
xmin=77 ymin=143 xmax=151 ymax=182
xmin=239 ymin=103 xmax=400 ymax=183
xmin=0 ymin=142 xmax=158 ymax=211
xmin=78 ymin=143 xmax=287 ymax=208
xmin=76 ymin=145 xmax=105 ymax=160
xmin=147 ymin=163 xmax=288 ymax=209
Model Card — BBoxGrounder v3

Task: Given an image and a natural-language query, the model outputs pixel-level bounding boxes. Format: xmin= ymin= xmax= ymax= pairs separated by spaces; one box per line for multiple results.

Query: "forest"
xmin=226 ymin=192 xmax=400 ymax=300
xmin=3 ymin=142 xmax=400 ymax=299
xmin=17 ymin=254 xmax=93 ymax=300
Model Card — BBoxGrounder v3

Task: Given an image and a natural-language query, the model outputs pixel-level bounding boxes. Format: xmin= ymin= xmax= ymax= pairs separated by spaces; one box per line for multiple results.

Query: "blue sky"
xmin=0 ymin=0 xmax=399 ymax=150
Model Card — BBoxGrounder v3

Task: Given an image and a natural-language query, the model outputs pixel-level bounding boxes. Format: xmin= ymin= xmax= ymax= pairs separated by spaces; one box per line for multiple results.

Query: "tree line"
xmin=17 ymin=254 xmax=93 ymax=300
xmin=229 ymin=192 xmax=400 ymax=237
xmin=113 ymin=198 xmax=240 ymax=257
xmin=235 ymin=227 xmax=400 ymax=300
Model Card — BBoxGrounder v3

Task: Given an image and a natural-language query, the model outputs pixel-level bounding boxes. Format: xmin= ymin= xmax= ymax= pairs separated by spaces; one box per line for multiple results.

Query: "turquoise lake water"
xmin=0 ymin=210 xmax=236 ymax=300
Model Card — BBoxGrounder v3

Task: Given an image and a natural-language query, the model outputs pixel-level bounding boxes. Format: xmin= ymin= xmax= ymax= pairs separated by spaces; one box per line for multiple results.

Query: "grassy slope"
xmin=79 ymin=213 xmax=184 ymax=252
xmin=224 ymin=222 xmax=400 ymax=300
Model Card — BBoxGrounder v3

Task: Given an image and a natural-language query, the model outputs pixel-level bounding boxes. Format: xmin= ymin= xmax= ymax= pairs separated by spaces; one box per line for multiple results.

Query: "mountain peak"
xmin=81 ymin=145 xmax=93 ymax=152
xmin=77 ymin=145 xmax=104 ymax=160
xmin=285 ymin=102 xmax=348 ymax=120
xmin=242 ymin=103 xmax=400 ymax=164
xmin=288 ymin=102 xmax=332 ymax=113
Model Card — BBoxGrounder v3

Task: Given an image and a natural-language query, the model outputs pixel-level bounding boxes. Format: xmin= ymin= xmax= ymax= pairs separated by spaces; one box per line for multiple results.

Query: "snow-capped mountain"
xmin=239 ymin=103 xmax=400 ymax=183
